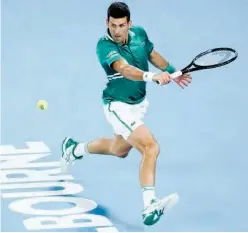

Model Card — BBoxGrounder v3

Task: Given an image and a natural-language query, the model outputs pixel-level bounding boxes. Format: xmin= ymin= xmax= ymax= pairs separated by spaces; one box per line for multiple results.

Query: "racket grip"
xmin=155 ymin=70 xmax=183 ymax=85
xmin=171 ymin=70 xmax=182 ymax=79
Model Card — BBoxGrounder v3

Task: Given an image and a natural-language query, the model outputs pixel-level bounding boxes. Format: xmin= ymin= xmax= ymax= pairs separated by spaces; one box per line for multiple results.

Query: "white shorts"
xmin=103 ymin=98 xmax=149 ymax=140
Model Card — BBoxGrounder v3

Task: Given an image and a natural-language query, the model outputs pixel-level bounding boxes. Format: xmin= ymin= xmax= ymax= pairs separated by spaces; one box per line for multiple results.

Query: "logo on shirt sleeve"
xmin=106 ymin=51 xmax=119 ymax=60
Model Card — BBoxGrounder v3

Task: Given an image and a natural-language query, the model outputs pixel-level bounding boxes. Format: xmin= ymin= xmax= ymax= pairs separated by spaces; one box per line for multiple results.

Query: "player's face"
xmin=107 ymin=17 xmax=131 ymax=43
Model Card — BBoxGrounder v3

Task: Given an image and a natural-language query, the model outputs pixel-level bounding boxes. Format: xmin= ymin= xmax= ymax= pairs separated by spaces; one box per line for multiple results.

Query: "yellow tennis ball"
xmin=37 ymin=100 xmax=48 ymax=110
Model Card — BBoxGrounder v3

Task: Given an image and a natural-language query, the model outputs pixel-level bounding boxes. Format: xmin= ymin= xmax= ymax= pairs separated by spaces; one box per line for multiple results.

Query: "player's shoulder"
xmin=97 ymin=35 xmax=115 ymax=47
xmin=129 ymin=25 xmax=148 ymax=37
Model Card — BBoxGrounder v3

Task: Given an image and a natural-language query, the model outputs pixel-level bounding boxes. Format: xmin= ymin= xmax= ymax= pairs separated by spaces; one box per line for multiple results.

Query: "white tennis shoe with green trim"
xmin=60 ymin=137 xmax=83 ymax=173
xmin=142 ymin=193 xmax=179 ymax=226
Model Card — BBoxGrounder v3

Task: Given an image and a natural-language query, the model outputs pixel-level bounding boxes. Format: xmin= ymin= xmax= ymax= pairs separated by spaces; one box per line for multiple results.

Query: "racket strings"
xmin=194 ymin=50 xmax=236 ymax=66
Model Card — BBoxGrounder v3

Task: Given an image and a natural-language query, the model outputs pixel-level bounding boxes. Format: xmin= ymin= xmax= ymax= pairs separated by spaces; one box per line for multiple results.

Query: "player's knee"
xmin=115 ymin=150 xmax=129 ymax=158
xmin=110 ymin=145 xmax=131 ymax=158
xmin=111 ymin=148 xmax=130 ymax=158
xmin=143 ymin=141 xmax=160 ymax=159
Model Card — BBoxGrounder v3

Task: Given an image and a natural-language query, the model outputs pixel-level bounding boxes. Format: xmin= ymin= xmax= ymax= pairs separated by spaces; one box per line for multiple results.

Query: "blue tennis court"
xmin=1 ymin=0 xmax=248 ymax=231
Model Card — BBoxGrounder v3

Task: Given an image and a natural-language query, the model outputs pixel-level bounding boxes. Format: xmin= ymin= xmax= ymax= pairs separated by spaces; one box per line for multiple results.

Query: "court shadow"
xmin=89 ymin=204 xmax=145 ymax=232
xmin=46 ymin=181 xmax=145 ymax=232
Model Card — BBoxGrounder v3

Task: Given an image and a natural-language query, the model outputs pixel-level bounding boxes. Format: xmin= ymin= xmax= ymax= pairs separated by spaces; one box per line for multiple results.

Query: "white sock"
xmin=74 ymin=142 xmax=90 ymax=157
xmin=142 ymin=186 xmax=156 ymax=208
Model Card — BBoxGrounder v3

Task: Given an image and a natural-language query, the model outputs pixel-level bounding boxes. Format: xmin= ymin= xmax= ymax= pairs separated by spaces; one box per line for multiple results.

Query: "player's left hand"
xmin=174 ymin=73 xmax=192 ymax=89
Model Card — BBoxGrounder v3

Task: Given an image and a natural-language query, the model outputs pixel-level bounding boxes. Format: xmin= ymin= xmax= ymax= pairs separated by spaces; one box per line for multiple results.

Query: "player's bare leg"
xmin=87 ymin=135 xmax=132 ymax=157
xmin=127 ymin=124 xmax=159 ymax=187
xmin=61 ymin=127 xmax=178 ymax=226
xmin=127 ymin=124 xmax=179 ymax=225
xmin=60 ymin=135 xmax=132 ymax=172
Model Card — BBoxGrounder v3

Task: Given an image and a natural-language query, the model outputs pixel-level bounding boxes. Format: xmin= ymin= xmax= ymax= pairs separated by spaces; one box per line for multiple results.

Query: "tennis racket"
xmin=156 ymin=47 xmax=238 ymax=84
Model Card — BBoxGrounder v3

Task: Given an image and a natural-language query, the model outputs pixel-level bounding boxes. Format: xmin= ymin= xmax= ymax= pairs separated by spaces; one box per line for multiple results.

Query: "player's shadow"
xmin=89 ymin=204 xmax=145 ymax=232
xmin=47 ymin=182 xmax=145 ymax=232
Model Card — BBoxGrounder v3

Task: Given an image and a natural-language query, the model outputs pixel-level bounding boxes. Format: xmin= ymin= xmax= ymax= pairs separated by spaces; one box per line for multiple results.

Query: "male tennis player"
xmin=61 ymin=1 xmax=192 ymax=226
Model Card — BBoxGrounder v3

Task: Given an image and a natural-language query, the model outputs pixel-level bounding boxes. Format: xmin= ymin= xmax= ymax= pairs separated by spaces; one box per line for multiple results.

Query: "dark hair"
xmin=107 ymin=2 xmax=130 ymax=22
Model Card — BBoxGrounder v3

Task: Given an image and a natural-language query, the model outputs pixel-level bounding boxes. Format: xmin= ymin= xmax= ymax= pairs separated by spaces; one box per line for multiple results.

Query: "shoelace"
xmin=64 ymin=152 xmax=75 ymax=165
xmin=143 ymin=200 xmax=161 ymax=214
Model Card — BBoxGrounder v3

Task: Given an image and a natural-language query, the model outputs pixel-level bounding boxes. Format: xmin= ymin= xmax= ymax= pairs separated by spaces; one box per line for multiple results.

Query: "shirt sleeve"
xmin=139 ymin=26 xmax=154 ymax=55
xmin=96 ymin=39 xmax=122 ymax=67
xmin=146 ymin=35 xmax=154 ymax=55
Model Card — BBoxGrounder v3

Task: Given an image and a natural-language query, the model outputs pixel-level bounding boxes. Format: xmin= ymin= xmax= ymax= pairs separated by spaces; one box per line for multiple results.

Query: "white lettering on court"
xmin=0 ymin=142 xmax=118 ymax=231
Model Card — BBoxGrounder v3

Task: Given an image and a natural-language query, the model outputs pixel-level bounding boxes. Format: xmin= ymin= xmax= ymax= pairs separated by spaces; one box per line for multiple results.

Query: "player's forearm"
xmin=149 ymin=50 xmax=169 ymax=71
xmin=118 ymin=63 xmax=145 ymax=81
xmin=149 ymin=50 xmax=178 ymax=75
xmin=112 ymin=59 xmax=157 ymax=82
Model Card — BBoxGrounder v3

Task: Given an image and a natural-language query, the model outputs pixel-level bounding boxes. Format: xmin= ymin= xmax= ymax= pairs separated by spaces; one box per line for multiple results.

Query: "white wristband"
xmin=143 ymin=72 xmax=155 ymax=82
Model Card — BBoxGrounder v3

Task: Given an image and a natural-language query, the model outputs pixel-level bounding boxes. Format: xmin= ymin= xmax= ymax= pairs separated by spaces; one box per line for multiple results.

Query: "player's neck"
xmin=122 ymin=35 xmax=129 ymax=44
xmin=115 ymin=34 xmax=129 ymax=45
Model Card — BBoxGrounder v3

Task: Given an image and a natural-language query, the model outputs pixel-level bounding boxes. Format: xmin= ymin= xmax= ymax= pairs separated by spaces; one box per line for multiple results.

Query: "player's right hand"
xmin=152 ymin=72 xmax=172 ymax=85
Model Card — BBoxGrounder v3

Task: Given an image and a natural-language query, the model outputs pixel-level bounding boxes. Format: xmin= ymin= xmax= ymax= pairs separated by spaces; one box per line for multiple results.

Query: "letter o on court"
xmin=9 ymin=197 xmax=97 ymax=215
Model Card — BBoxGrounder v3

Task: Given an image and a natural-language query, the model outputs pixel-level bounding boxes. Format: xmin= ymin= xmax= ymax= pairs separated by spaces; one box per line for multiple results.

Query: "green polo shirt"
xmin=96 ymin=25 xmax=154 ymax=104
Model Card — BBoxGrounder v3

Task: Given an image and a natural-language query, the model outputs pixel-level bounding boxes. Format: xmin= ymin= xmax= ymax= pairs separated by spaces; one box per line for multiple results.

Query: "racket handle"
xmin=171 ymin=70 xmax=182 ymax=79
xmin=155 ymin=70 xmax=183 ymax=85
